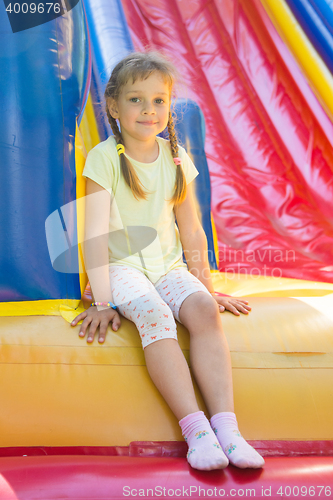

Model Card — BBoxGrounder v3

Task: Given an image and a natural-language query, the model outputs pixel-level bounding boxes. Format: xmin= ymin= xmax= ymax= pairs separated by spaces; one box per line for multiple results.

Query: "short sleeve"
xmin=82 ymin=143 xmax=117 ymax=193
xmin=178 ymin=145 xmax=199 ymax=185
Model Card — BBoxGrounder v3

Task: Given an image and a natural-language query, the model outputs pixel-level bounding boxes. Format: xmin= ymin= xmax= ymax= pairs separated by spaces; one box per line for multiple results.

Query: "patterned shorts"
xmin=109 ymin=265 xmax=211 ymax=349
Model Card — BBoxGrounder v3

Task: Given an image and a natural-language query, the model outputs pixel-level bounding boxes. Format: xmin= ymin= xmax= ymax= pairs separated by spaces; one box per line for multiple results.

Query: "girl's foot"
xmin=179 ymin=411 xmax=229 ymax=471
xmin=210 ymin=412 xmax=265 ymax=469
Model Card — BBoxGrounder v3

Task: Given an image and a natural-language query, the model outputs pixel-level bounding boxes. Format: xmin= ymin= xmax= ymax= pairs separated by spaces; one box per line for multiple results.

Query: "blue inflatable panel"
xmin=308 ymin=0 xmax=333 ymax=34
xmin=285 ymin=0 xmax=333 ymax=74
xmin=0 ymin=3 xmax=90 ymax=302
xmin=83 ymin=0 xmax=134 ymax=141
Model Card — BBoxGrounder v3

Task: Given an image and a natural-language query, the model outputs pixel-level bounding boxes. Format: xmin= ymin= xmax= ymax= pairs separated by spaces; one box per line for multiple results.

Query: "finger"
xmin=233 ymin=304 xmax=250 ymax=314
xmin=78 ymin=316 xmax=92 ymax=337
xmin=98 ymin=322 xmax=109 ymax=344
xmin=234 ymin=301 xmax=251 ymax=313
xmin=236 ymin=300 xmax=251 ymax=309
xmin=99 ymin=315 xmax=122 ymax=342
xmin=219 ymin=305 xmax=225 ymax=312
xmin=230 ymin=302 xmax=248 ymax=314
xmin=111 ymin=313 xmax=121 ymax=331
xmin=225 ymin=303 xmax=240 ymax=316
xmin=87 ymin=320 xmax=99 ymax=343
xmin=71 ymin=312 xmax=87 ymax=326
xmin=238 ymin=306 xmax=249 ymax=314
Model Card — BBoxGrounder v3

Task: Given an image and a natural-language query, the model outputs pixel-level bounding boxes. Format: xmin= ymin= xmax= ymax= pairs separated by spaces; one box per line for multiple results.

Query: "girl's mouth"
xmin=138 ymin=121 xmax=158 ymax=125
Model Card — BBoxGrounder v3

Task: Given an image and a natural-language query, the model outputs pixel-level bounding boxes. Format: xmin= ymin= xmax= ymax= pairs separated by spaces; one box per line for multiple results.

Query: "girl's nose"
xmin=143 ymin=102 xmax=156 ymax=114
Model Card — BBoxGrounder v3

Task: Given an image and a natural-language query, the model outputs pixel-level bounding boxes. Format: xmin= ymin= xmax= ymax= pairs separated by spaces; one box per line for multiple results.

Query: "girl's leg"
xmin=144 ymin=339 xmax=228 ymax=471
xmin=110 ymin=265 xmax=227 ymax=470
xmin=179 ymin=291 xmax=234 ymax=417
xmin=156 ymin=267 xmax=265 ymax=468
xmin=178 ymin=292 xmax=264 ymax=467
xmin=143 ymin=339 xmax=199 ymax=421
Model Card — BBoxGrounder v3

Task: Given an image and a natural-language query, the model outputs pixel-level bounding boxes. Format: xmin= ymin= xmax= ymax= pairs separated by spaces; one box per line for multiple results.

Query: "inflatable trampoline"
xmin=1 ymin=0 xmax=333 ymax=498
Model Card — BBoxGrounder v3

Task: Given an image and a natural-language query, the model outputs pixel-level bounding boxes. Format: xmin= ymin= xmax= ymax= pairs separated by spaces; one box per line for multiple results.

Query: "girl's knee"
xmin=139 ymin=308 xmax=178 ymax=349
xmin=180 ymin=292 xmax=220 ymax=328
xmin=113 ymin=285 xmax=178 ymax=349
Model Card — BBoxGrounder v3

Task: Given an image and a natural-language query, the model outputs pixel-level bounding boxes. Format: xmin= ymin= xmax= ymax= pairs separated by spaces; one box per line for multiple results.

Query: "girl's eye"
xmin=155 ymin=98 xmax=164 ymax=104
xmin=129 ymin=97 xmax=140 ymax=103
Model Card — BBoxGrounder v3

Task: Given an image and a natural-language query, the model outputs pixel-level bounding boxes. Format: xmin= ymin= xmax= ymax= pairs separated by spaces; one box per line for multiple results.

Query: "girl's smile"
xmin=137 ymin=121 xmax=159 ymax=125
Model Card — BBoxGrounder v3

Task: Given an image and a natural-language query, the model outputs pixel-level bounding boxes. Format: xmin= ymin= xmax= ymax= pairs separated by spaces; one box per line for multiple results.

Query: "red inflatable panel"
xmin=0 ymin=456 xmax=332 ymax=499
xmin=121 ymin=0 xmax=333 ymax=283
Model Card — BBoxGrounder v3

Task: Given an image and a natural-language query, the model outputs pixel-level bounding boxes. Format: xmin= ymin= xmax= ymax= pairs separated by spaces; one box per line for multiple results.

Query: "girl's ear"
xmin=108 ymin=98 xmax=119 ymax=119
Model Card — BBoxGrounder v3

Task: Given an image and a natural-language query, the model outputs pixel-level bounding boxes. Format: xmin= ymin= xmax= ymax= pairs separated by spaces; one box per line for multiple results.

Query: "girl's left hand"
xmin=212 ymin=294 xmax=251 ymax=316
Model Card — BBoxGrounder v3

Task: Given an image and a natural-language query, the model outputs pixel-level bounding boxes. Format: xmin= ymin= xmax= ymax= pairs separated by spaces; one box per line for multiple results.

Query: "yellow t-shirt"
xmin=82 ymin=136 xmax=199 ymax=284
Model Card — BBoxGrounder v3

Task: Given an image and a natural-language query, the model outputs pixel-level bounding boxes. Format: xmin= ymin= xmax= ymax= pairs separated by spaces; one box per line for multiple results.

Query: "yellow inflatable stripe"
xmin=0 ymin=299 xmax=81 ymax=316
xmin=260 ymin=0 xmax=333 ymax=121
xmin=75 ymin=122 xmax=88 ymax=295
xmin=211 ymin=212 xmax=220 ymax=268
xmin=75 ymin=92 xmax=102 ymax=296
xmin=79 ymin=93 xmax=101 ymax=153
xmin=2 ymin=271 xmax=333 ymax=317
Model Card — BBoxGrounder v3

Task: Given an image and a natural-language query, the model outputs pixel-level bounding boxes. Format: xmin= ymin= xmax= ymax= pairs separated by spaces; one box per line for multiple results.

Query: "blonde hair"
xmin=104 ymin=51 xmax=187 ymax=205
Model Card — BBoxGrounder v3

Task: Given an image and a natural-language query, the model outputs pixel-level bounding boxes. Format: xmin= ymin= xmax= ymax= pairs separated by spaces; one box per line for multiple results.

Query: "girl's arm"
xmin=174 ymin=182 xmax=251 ymax=315
xmin=174 ymin=182 xmax=214 ymax=292
xmin=71 ymin=178 xmax=121 ymax=341
xmin=83 ymin=178 xmax=114 ymax=307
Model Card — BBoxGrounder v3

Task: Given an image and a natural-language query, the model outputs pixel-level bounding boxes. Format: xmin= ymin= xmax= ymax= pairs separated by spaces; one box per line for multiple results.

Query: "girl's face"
xmin=108 ymin=71 xmax=171 ymax=145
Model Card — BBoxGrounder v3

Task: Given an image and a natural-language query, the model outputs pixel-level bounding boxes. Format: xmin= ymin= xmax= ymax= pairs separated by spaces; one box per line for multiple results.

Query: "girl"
xmin=71 ymin=51 xmax=264 ymax=471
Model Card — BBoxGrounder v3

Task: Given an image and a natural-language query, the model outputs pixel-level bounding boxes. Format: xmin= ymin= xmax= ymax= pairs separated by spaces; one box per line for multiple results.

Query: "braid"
xmin=168 ymin=112 xmax=187 ymax=205
xmin=107 ymin=108 xmax=122 ymax=144
xmin=168 ymin=111 xmax=179 ymax=158
xmin=105 ymin=105 xmax=150 ymax=201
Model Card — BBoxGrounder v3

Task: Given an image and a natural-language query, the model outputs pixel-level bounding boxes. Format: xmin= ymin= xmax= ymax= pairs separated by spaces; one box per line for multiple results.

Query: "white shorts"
xmin=109 ymin=265 xmax=211 ymax=349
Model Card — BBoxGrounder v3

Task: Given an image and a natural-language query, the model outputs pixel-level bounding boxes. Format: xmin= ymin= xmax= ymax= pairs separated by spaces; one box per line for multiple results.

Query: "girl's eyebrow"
xmin=125 ymin=90 xmax=169 ymax=95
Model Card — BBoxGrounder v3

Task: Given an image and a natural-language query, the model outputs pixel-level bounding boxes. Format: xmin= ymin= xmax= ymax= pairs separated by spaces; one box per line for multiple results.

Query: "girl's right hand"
xmin=71 ymin=306 xmax=121 ymax=344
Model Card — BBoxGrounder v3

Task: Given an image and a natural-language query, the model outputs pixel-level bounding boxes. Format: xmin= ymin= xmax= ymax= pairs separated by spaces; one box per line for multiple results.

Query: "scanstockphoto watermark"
xmin=122 ymin=484 xmax=332 ymax=497
xmin=201 ymin=248 xmax=297 ymax=265
xmin=44 ymin=194 xmax=296 ymax=290
xmin=193 ymin=264 xmax=285 ymax=280
xmin=188 ymin=247 xmax=296 ymax=280
xmin=122 ymin=485 xmax=257 ymax=497
xmin=3 ymin=0 xmax=79 ymax=33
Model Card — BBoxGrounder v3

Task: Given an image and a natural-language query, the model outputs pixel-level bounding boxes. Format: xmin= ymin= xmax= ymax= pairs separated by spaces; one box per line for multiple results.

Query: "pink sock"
xmin=179 ymin=411 xmax=229 ymax=471
xmin=210 ymin=412 xmax=265 ymax=469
